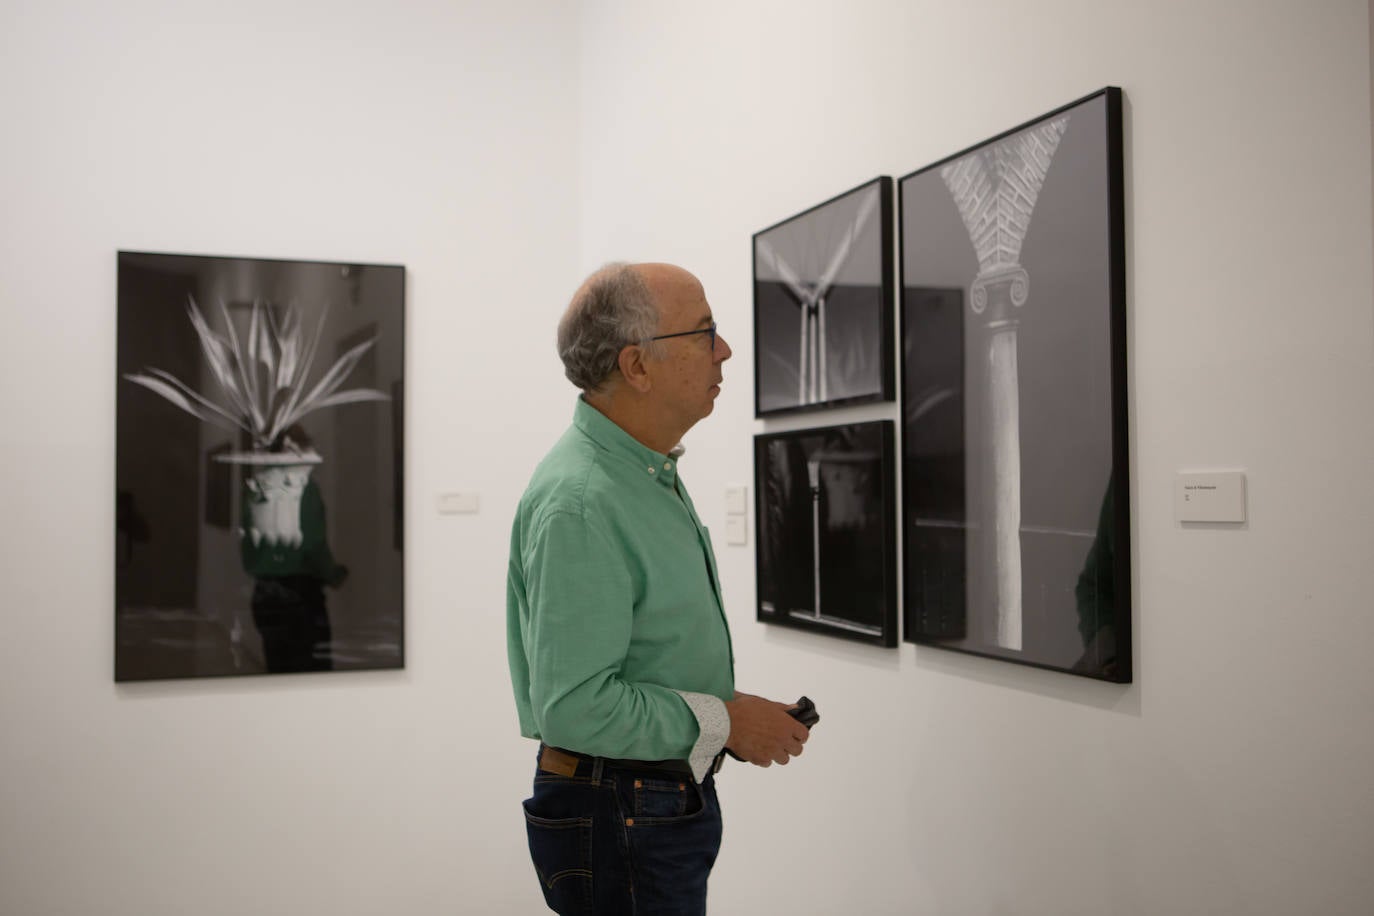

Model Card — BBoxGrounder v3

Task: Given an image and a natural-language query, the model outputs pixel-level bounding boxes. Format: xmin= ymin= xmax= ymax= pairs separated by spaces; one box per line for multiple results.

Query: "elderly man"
xmin=507 ymin=262 xmax=808 ymax=915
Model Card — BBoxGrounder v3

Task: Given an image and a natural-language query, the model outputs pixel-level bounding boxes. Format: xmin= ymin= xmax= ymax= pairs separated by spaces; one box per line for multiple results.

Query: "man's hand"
xmin=724 ymin=692 xmax=809 ymax=767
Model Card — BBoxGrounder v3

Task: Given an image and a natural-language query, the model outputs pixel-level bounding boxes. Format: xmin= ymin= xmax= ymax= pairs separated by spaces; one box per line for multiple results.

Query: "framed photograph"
xmin=899 ymin=87 xmax=1130 ymax=682
xmin=115 ymin=250 xmax=405 ymax=681
xmin=753 ymin=176 xmax=895 ymax=417
xmin=755 ymin=420 xmax=898 ymax=647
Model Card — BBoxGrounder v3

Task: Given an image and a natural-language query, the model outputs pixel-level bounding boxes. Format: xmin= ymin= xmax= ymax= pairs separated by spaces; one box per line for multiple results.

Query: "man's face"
xmin=641 ymin=266 xmax=733 ymax=432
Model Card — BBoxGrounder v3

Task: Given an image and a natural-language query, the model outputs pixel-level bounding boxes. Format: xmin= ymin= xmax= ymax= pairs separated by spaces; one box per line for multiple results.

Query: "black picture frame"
xmin=754 ymin=420 xmax=898 ymax=647
xmin=899 ymin=87 xmax=1131 ymax=682
xmin=753 ymin=176 xmax=895 ymax=417
xmin=115 ymin=250 xmax=406 ymax=681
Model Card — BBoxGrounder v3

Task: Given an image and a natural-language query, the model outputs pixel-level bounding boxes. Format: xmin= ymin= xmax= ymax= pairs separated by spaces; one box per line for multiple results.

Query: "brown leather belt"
xmin=538 ymin=744 xmax=696 ymax=779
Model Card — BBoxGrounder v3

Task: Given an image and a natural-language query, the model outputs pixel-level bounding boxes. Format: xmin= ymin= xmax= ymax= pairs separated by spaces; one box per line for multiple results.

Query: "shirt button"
xmin=663 ymin=462 xmax=672 ymax=471
xmin=647 ymin=467 xmax=655 ymax=474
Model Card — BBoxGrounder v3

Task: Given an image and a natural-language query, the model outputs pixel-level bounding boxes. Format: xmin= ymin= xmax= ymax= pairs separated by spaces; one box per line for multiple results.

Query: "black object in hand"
xmin=722 ymin=696 xmax=820 ymax=763
xmin=789 ymin=695 xmax=820 ymax=729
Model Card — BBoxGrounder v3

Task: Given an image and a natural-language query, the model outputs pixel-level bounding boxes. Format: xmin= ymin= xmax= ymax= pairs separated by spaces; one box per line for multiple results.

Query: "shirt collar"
xmin=573 ymin=396 xmax=682 ymax=488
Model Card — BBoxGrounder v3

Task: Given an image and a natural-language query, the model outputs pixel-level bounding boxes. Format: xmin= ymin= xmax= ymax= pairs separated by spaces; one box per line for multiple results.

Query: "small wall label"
xmin=1174 ymin=471 xmax=1246 ymax=523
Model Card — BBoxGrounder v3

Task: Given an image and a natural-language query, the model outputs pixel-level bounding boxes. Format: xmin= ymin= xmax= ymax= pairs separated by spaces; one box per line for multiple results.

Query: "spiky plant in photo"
xmin=124 ymin=296 xmax=389 ymax=452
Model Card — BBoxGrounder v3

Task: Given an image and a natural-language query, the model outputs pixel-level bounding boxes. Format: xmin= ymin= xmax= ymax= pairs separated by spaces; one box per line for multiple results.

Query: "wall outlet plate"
xmin=725 ymin=486 xmax=748 ymax=516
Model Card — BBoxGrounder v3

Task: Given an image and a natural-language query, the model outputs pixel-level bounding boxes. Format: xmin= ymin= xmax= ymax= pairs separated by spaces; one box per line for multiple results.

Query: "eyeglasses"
xmin=649 ymin=322 xmax=717 ymax=351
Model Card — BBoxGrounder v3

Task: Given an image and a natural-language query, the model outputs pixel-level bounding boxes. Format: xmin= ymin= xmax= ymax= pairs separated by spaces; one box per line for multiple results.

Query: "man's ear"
xmin=617 ymin=344 xmax=653 ymax=393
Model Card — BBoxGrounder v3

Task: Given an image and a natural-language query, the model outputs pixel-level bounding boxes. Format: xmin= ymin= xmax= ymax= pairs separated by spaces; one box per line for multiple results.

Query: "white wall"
xmin=0 ymin=2 xmax=579 ymax=914
xmin=2 ymin=1 xmax=1373 ymax=915
xmin=579 ymin=1 xmax=1374 ymax=915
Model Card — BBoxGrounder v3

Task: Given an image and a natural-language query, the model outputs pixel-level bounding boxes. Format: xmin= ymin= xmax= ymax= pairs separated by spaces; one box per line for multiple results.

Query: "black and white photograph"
xmin=899 ymin=87 xmax=1130 ymax=681
xmin=753 ymin=177 xmax=895 ymax=417
xmin=115 ymin=251 xmax=405 ymax=681
xmin=755 ymin=420 xmax=898 ymax=647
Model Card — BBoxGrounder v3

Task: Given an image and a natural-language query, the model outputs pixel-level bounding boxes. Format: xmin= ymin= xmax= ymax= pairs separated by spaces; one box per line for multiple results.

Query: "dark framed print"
xmin=899 ymin=87 xmax=1130 ymax=682
xmin=116 ymin=251 xmax=405 ymax=681
xmin=753 ymin=176 xmax=895 ymax=417
xmin=755 ymin=420 xmax=898 ymax=647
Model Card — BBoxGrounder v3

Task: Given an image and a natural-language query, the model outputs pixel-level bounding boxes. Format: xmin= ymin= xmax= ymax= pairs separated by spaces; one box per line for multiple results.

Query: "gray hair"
xmin=557 ymin=262 xmax=661 ymax=392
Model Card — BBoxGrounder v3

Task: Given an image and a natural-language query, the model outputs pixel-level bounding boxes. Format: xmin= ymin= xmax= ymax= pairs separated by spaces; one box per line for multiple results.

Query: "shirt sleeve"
xmin=671 ymin=690 xmax=729 ymax=782
xmin=521 ymin=509 xmax=700 ymax=761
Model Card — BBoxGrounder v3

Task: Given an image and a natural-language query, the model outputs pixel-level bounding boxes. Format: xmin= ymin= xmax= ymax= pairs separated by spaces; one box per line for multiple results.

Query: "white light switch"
xmin=1174 ymin=472 xmax=1246 ymax=523
xmin=725 ymin=486 xmax=748 ymax=516
xmin=438 ymin=492 xmax=480 ymax=515
xmin=725 ymin=516 xmax=747 ymax=545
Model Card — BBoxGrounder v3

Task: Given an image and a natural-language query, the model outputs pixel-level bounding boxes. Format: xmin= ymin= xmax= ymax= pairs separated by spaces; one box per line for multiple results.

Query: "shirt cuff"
xmin=672 ymin=690 xmax=729 ymax=782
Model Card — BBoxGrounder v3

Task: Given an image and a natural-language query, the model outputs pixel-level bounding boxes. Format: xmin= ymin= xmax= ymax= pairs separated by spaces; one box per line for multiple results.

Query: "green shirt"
xmin=507 ymin=398 xmax=735 ymax=763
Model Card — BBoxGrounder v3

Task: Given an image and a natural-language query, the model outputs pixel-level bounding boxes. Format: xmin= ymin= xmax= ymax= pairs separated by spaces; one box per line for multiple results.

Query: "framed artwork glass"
xmin=115 ymin=250 xmax=405 ymax=681
xmin=753 ymin=176 xmax=895 ymax=417
xmin=755 ymin=420 xmax=898 ymax=647
xmin=899 ymin=87 xmax=1130 ymax=682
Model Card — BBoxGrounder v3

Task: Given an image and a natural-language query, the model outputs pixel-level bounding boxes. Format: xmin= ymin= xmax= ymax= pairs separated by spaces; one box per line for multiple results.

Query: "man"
xmin=507 ymin=262 xmax=809 ymax=915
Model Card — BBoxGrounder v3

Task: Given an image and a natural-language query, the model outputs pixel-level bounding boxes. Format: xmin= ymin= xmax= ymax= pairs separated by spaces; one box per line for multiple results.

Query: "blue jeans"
xmin=522 ymin=751 xmax=723 ymax=915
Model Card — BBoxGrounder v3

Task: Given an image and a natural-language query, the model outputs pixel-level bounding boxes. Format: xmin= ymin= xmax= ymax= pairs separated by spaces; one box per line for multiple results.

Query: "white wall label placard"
xmin=438 ymin=492 xmax=480 ymax=515
xmin=1174 ymin=471 xmax=1246 ymax=523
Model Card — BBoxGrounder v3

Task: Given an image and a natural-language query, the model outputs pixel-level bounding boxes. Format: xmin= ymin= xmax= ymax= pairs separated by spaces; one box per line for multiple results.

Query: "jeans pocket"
xmin=632 ymin=777 xmax=693 ymax=820
xmin=523 ymin=801 xmax=594 ymax=914
xmin=619 ymin=777 xmax=722 ymax=916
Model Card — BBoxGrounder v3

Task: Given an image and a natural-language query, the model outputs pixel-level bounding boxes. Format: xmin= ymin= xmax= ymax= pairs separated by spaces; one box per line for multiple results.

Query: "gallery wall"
xmin=0 ymin=2 xmax=581 ymax=913
xmin=577 ymin=1 xmax=1374 ymax=914
xmin=2 ymin=1 xmax=1373 ymax=915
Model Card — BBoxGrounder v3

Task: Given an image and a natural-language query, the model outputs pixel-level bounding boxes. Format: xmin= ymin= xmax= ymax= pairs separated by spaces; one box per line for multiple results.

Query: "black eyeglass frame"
xmin=649 ymin=322 xmax=716 ymax=351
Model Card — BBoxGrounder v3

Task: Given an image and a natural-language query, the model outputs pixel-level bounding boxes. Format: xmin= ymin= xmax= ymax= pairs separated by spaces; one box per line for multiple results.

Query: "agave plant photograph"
xmin=115 ymin=250 xmax=405 ymax=681
xmin=752 ymin=176 xmax=895 ymax=417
